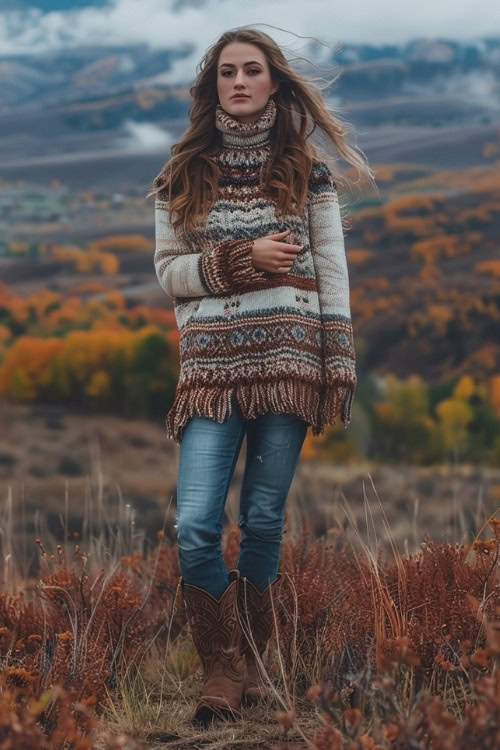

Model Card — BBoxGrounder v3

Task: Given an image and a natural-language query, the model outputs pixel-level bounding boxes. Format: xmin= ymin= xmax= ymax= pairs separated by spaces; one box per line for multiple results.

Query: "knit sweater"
xmin=154 ymin=97 xmax=356 ymax=444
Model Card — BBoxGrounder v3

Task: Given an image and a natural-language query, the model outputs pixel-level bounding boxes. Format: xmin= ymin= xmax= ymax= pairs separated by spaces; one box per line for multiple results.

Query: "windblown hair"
xmin=147 ymin=27 xmax=376 ymax=234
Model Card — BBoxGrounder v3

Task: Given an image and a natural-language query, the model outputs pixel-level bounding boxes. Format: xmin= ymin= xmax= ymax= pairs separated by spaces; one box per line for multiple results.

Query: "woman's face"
xmin=216 ymin=42 xmax=279 ymax=125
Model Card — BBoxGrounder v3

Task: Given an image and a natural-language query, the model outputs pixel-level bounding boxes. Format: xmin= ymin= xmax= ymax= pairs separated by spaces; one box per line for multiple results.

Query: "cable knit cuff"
xmin=199 ymin=238 xmax=268 ymax=295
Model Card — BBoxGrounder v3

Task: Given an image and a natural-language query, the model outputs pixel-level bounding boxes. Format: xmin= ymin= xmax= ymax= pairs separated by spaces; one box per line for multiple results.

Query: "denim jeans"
xmin=175 ymin=388 xmax=308 ymax=599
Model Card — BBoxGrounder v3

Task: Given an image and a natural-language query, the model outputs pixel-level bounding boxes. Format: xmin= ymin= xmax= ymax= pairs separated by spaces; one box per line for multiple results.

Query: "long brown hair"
xmin=147 ymin=26 xmax=376 ymax=234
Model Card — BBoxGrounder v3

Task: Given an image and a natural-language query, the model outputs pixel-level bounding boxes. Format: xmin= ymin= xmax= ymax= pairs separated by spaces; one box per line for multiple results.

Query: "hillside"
xmin=1 ymin=160 xmax=499 ymax=385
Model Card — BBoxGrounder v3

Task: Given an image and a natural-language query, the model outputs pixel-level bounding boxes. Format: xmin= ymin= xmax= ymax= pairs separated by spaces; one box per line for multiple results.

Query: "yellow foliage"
xmin=453 ymin=375 xmax=475 ymax=400
xmin=435 ymin=398 xmax=473 ymax=447
xmin=374 ymin=402 xmax=396 ymax=425
xmin=61 ymin=330 xmax=133 ymax=376
xmin=86 ymin=369 xmax=111 ymax=398
xmin=300 ymin=432 xmax=319 ymax=459
xmin=8 ymin=240 xmax=29 ymax=254
xmin=384 ymin=373 xmax=429 ymax=416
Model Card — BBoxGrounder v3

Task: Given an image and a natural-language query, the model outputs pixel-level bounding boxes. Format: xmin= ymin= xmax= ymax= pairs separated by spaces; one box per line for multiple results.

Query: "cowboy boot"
xmin=237 ymin=573 xmax=283 ymax=704
xmin=181 ymin=568 xmax=247 ymax=726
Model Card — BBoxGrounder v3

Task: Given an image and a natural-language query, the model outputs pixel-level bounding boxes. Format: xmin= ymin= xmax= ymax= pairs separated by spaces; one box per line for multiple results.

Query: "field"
xmin=0 ymin=67 xmax=499 ymax=749
xmin=0 ymin=419 xmax=499 ymax=748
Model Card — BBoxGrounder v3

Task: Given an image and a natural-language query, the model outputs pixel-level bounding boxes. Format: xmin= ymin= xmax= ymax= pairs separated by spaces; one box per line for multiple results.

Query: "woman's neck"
xmin=215 ymin=97 xmax=277 ymax=148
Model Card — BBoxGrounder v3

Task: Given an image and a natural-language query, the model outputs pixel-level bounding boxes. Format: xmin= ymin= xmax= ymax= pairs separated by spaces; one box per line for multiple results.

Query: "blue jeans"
xmin=175 ymin=389 xmax=308 ymax=599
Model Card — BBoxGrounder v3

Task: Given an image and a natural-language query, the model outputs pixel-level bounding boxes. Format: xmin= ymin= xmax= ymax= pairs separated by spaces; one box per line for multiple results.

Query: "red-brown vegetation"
xmin=0 ymin=512 xmax=498 ymax=746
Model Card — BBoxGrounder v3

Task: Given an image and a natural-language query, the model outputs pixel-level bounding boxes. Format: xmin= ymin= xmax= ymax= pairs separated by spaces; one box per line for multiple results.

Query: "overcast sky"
xmin=0 ymin=0 xmax=497 ymax=80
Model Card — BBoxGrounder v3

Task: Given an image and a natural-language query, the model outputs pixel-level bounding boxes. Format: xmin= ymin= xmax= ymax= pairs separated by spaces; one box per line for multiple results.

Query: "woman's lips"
xmin=232 ymin=95 xmax=250 ymax=99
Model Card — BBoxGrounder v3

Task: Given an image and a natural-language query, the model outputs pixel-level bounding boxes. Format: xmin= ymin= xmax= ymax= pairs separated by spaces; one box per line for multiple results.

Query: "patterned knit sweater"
xmin=154 ymin=97 xmax=356 ymax=444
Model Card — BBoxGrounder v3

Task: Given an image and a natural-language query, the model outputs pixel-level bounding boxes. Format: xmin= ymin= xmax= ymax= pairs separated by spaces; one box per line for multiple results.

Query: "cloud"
xmin=0 ymin=0 xmax=497 ymax=84
xmin=115 ymin=119 xmax=175 ymax=151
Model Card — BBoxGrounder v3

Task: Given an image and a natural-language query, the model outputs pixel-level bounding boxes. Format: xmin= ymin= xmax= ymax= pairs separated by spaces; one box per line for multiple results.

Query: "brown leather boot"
xmin=181 ymin=569 xmax=247 ymax=726
xmin=237 ymin=573 xmax=283 ymax=705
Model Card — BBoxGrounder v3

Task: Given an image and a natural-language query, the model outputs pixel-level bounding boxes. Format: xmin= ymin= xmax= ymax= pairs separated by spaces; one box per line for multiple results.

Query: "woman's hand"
xmin=251 ymin=230 xmax=302 ymax=274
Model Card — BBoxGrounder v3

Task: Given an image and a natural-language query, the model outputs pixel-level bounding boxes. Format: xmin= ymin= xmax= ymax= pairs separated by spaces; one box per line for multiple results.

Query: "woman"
xmin=149 ymin=27 xmax=375 ymax=726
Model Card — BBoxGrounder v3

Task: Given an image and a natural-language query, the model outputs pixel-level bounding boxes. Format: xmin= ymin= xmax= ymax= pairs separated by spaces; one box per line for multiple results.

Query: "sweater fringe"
xmin=165 ymin=379 xmax=355 ymax=445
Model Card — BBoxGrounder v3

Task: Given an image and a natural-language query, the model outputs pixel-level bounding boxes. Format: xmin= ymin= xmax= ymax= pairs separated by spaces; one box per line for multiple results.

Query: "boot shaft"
xmin=237 ymin=573 xmax=283 ymax=655
xmin=182 ymin=570 xmax=243 ymax=662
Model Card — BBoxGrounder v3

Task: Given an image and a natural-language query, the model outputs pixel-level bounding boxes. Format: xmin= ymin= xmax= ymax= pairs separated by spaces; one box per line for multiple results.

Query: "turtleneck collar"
xmin=215 ymin=97 xmax=277 ymax=148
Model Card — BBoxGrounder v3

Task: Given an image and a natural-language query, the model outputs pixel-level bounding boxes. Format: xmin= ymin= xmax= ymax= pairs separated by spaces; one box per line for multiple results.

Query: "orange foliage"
xmin=384 ymin=214 xmax=436 ymax=238
xmin=373 ymin=294 xmax=403 ymax=312
xmin=386 ymin=193 xmax=442 ymax=217
xmin=88 ymin=234 xmax=152 ymax=253
xmin=97 ymin=252 xmax=119 ymax=274
xmin=165 ymin=327 xmax=180 ymax=358
xmin=372 ymin=164 xmax=397 ymax=182
xmin=410 ymin=234 xmax=472 ymax=264
xmin=489 ymin=374 xmax=500 ymax=416
xmin=0 ymin=324 xmax=11 ymax=345
xmin=363 ymin=276 xmax=390 ymax=290
xmin=148 ymin=308 xmax=177 ymax=327
xmin=67 ymin=281 xmax=110 ymax=294
xmin=347 ymin=249 xmax=375 ymax=266
xmin=0 ymin=323 xmax=178 ymax=406
xmin=426 ymin=304 xmax=455 ymax=336
xmin=104 ymin=290 xmax=126 ymax=309
xmin=460 ymin=206 xmax=493 ymax=224
xmin=464 ymin=343 xmax=498 ymax=373
xmin=418 ymin=260 xmax=440 ymax=284
xmin=49 ymin=245 xmax=119 ymax=274
xmin=383 ymin=162 xmax=500 ymax=195
xmin=0 ymin=284 xmax=179 ymax=376
xmin=475 ymin=259 xmax=500 ymax=278
xmin=0 ymin=337 xmax=64 ymax=400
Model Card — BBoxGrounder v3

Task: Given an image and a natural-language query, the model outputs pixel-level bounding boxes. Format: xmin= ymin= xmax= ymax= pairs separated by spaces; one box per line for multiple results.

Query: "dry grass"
xmin=0 ymin=455 xmax=498 ymax=748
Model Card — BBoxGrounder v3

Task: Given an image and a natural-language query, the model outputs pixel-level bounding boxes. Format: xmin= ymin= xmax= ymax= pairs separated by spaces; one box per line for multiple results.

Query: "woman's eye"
xmin=222 ymin=69 xmax=260 ymax=76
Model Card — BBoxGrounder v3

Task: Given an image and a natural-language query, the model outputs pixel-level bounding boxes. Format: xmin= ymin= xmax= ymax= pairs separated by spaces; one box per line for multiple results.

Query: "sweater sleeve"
xmin=154 ymin=195 xmax=268 ymax=299
xmin=307 ymin=161 xmax=357 ymax=422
